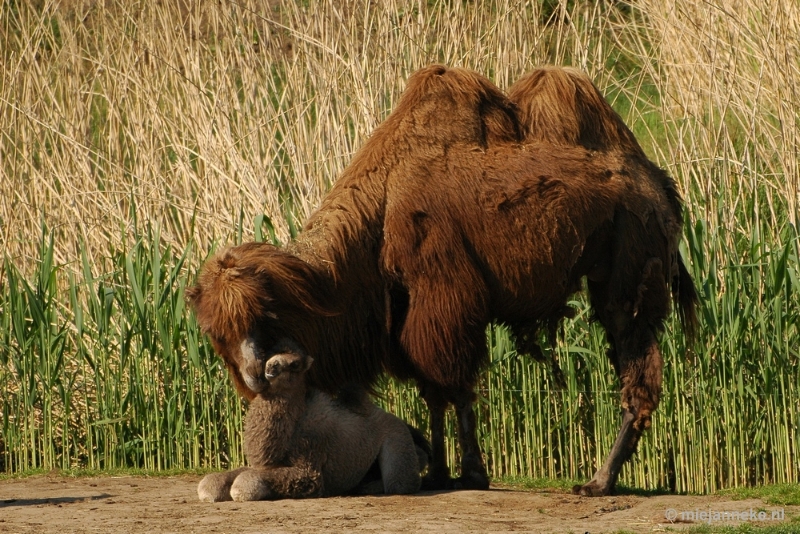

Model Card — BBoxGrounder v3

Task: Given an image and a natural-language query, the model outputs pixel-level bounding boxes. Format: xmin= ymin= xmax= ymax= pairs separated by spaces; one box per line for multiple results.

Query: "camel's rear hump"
xmin=509 ymin=66 xmax=643 ymax=153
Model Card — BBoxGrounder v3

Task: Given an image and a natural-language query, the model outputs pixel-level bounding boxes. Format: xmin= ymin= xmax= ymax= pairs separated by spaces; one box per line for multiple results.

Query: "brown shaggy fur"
xmin=188 ymin=64 xmax=697 ymax=496
xmin=509 ymin=66 xmax=697 ymax=334
xmin=196 ymin=344 xmax=425 ymax=502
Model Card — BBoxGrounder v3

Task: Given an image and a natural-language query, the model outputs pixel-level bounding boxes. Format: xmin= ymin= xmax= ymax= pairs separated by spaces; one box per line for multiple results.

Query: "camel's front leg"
xmin=197 ymin=467 xmax=249 ymax=502
xmin=420 ymin=385 xmax=450 ymax=490
xmin=452 ymin=390 xmax=490 ymax=490
xmin=230 ymin=462 xmax=324 ymax=501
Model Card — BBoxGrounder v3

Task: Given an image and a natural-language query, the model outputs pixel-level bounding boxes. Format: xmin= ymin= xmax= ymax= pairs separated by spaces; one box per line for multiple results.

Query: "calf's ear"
xmin=303 ymin=356 xmax=314 ymax=372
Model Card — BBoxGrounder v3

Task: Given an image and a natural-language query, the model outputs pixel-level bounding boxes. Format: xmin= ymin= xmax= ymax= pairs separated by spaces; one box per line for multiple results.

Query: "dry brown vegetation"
xmin=3 ymin=0 xmax=796 ymax=269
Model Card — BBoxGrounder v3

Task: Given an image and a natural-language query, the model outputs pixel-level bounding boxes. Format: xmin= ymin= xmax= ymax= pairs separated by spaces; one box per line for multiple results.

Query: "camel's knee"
xmin=601 ymin=279 xmax=665 ymax=434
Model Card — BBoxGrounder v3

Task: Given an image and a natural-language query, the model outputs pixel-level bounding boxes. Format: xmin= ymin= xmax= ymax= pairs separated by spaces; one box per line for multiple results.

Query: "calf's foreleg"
xmin=229 ymin=461 xmax=324 ymax=501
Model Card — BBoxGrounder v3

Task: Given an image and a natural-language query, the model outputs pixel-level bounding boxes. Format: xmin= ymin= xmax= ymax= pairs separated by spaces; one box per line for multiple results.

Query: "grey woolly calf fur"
xmin=197 ymin=341 xmax=425 ymax=502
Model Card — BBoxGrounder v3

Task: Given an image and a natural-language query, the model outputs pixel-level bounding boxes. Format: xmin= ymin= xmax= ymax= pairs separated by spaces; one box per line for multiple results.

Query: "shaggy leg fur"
xmin=573 ymin=335 xmax=662 ymax=496
xmin=197 ymin=467 xmax=248 ymax=502
xmin=576 ymin=252 xmax=669 ymax=496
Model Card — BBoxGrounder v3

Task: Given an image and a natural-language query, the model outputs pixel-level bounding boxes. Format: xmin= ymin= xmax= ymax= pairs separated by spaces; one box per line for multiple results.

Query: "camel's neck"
xmin=290 ymin=171 xmax=384 ymax=277
xmin=243 ymin=387 xmax=307 ymax=467
xmin=288 ymin=114 xmax=411 ymax=282
xmin=275 ymin=117 xmax=414 ymax=393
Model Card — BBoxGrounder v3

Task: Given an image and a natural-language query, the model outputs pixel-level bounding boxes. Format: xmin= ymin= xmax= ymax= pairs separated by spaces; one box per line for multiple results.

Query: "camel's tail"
xmin=674 ymin=254 xmax=699 ymax=341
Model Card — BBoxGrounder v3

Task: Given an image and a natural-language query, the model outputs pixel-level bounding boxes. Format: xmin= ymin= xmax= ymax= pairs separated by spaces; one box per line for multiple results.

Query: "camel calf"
xmin=198 ymin=340 xmax=426 ymax=501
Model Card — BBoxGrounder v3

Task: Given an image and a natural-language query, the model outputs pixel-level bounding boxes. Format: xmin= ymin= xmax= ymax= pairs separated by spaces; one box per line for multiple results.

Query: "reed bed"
xmin=1 ymin=0 xmax=799 ymax=493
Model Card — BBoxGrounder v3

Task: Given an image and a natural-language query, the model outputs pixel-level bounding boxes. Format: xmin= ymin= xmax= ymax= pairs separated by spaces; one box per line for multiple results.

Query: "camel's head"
xmin=187 ymin=242 xmax=333 ymax=400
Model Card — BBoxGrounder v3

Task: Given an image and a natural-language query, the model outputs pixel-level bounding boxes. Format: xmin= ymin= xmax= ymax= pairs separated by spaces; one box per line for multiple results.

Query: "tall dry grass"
xmin=2 ymin=0 xmax=800 ymax=492
xmin=3 ymin=0 xmax=796 ymax=265
xmin=0 ymin=0 xmax=635 ymax=269
xmin=638 ymin=0 xmax=800 ymax=233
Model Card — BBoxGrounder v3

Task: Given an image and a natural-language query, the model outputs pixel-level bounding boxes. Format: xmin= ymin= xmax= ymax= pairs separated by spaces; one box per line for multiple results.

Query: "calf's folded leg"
xmin=198 ymin=467 xmax=249 ymax=502
xmin=376 ymin=416 xmax=423 ymax=494
xmin=230 ymin=463 xmax=324 ymax=501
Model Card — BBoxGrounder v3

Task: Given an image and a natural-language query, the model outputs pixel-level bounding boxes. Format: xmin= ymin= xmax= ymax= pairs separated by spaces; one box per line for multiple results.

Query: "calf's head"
xmin=262 ymin=341 xmax=314 ymax=396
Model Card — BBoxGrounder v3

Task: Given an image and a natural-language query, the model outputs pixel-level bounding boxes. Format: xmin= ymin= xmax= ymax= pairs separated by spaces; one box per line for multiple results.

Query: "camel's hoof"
xmin=572 ymin=481 xmax=612 ymax=497
xmin=421 ymin=473 xmax=451 ymax=491
xmin=449 ymin=472 xmax=490 ymax=491
xmin=422 ymin=473 xmax=489 ymax=491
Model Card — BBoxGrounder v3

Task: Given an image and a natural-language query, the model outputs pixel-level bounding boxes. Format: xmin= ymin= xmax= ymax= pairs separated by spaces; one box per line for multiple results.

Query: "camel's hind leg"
xmin=576 ymin=256 xmax=670 ymax=497
xmin=573 ymin=329 xmax=663 ymax=496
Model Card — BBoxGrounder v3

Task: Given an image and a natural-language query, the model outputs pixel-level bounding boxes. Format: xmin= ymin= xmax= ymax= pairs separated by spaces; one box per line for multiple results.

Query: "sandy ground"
xmin=0 ymin=474 xmax=796 ymax=533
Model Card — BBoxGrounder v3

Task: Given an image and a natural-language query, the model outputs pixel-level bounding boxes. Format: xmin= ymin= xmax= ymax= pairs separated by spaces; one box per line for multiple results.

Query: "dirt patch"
xmin=0 ymin=474 xmax=796 ymax=533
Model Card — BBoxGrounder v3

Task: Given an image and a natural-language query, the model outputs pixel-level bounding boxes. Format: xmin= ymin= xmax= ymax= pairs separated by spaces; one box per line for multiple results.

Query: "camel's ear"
xmin=303 ymin=356 xmax=314 ymax=372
